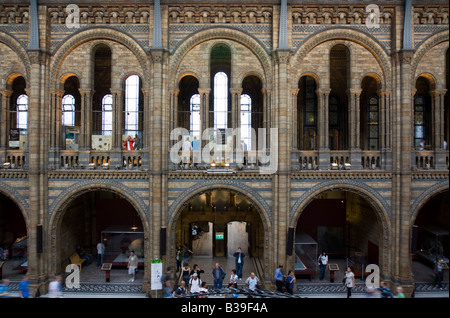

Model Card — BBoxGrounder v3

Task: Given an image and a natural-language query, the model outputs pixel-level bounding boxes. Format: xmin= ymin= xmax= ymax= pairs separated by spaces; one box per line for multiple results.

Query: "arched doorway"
xmin=53 ymin=189 xmax=145 ymax=283
xmin=0 ymin=193 xmax=27 ymax=280
xmin=412 ymin=190 xmax=449 ymax=283
xmin=293 ymin=189 xmax=387 ymax=283
xmin=171 ymin=187 xmax=269 ymax=284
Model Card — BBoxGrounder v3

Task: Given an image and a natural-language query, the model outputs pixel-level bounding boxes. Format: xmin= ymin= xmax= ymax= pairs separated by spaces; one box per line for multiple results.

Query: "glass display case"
xmin=12 ymin=236 xmax=27 ymax=272
xmin=101 ymin=226 xmax=144 ymax=268
xmin=294 ymin=232 xmax=318 ymax=280
xmin=414 ymin=226 xmax=449 ymax=267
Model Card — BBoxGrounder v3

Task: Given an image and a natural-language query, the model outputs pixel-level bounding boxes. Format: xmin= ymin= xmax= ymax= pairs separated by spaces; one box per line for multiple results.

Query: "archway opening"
xmin=295 ymin=190 xmax=383 ymax=283
xmin=175 ymin=189 xmax=265 ymax=283
xmin=412 ymin=191 xmax=449 ymax=283
xmin=56 ymin=190 xmax=144 ymax=283
xmin=0 ymin=194 xmax=27 ymax=280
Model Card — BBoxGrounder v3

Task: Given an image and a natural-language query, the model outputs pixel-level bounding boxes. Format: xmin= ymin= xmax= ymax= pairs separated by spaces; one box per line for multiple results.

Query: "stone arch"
xmin=411 ymin=30 xmax=449 ymax=88
xmin=0 ymin=31 xmax=30 ymax=84
xmin=414 ymin=72 xmax=438 ymax=91
xmin=48 ymin=180 xmax=150 ymax=275
xmin=169 ymin=26 xmax=273 ymax=88
xmin=168 ymin=180 xmax=272 ymax=228
xmin=360 ymin=72 xmax=383 ymax=90
xmin=50 ymin=27 xmax=150 ymax=90
xmin=291 ymin=28 xmax=391 ymax=89
xmin=410 ymin=181 xmax=449 ymax=223
xmin=237 ymin=70 xmax=266 ymax=89
xmin=289 ymin=180 xmax=391 ymax=272
xmin=297 ymin=72 xmax=321 ymax=88
xmin=0 ymin=181 xmax=29 ymax=220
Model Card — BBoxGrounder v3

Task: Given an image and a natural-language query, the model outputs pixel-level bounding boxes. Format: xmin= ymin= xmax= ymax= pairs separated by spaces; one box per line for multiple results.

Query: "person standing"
xmin=212 ymin=262 xmax=226 ymax=289
xmin=134 ymin=134 xmax=140 ymax=150
xmin=394 ymin=286 xmax=405 ymax=298
xmin=96 ymin=241 xmax=105 ymax=267
xmin=48 ymin=276 xmax=63 ymax=298
xmin=175 ymin=245 xmax=183 ymax=273
xmin=285 ymin=270 xmax=296 ymax=294
xmin=274 ymin=265 xmax=285 ymax=292
xmin=344 ymin=266 xmax=355 ymax=298
xmin=189 ymin=273 xmax=202 ymax=294
xmin=183 ymin=244 xmax=193 ymax=263
xmin=179 ymin=262 xmax=191 ymax=287
xmin=435 ymin=259 xmax=444 ymax=290
xmin=190 ymin=264 xmax=205 ymax=281
xmin=127 ymin=250 xmax=138 ymax=282
xmin=124 ymin=135 xmax=135 ymax=151
xmin=174 ymin=280 xmax=187 ymax=298
xmin=233 ymin=247 xmax=245 ymax=280
xmin=182 ymin=136 xmax=192 ymax=165
xmin=318 ymin=251 xmax=328 ymax=280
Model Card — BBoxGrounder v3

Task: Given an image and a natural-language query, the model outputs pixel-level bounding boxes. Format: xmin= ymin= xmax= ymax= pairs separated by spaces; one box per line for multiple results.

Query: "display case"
xmin=414 ymin=226 xmax=449 ymax=267
xmin=12 ymin=236 xmax=27 ymax=272
xmin=101 ymin=226 xmax=145 ymax=268
xmin=294 ymin=232 xmax=318 ymax=280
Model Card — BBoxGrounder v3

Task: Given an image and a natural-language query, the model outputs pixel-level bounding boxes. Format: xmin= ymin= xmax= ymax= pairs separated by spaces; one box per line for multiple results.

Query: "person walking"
xmin=378 ymin=280 xmax=394 ymax=298
xmin=394 ymin=286 xmax=405 ymax=298
xmin=19 ymin=276 xmax=30 ymax=298
xmin=48 ymin=276 xmax=63 ymax=298
xmin=435 ymin=259 xmax=444 ymax=290
xmin=127 ymin=250 xmax=138 ymax=282
xmin=212 ymin=262 xmax=226 ymax=289
xmin=233 ymin=247 xmax=245 ymax=280
xmin=0 ymin=279 xmax=10 ymax=298
xmin=344 ymin=266 xmax=355 ymax=298
xmin=318 ymin=251 xmax=328 ymax=280
xmin=161 ymin=267 xmax=174 ymax=298
xmin=274 ymin=265 xmax=285 ymax=292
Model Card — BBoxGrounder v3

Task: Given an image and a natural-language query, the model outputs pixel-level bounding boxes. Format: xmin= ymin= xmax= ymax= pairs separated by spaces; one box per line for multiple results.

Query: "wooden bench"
xmin=70 ymin=253 xmax=86 ymax=271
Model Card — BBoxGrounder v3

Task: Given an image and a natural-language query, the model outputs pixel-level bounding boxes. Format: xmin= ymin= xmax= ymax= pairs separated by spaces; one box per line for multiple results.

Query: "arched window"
xmin=414 ymin=95 xmax=427 ymax=149
xmin=240 ymin=94 xmax=252 ymax=149
xmin=102 ymin=94 xmax=113 ymax=135
xmin=16 ymin=94 xmax=28 ymax=130
xmin=62 ymin=94 xmax=75 ymax=126
xmin=367 ymin=95 xmax=379 ymax=150
xmin=124 ymin=75 xmax=140 ymax=133
xmin=214 ymin=72 xmax=228 ymax=130
xmin=190 ymin=94 xmax=200 ymax=137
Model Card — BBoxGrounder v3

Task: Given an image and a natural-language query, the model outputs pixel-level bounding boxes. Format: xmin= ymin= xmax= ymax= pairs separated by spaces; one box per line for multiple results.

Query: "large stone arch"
xmin=0 ymin=31 xmax=31 ymax=85
xmin=410 ymin=180 xmax=449 ymax=223
xmin=169 ymin=26 xmax=273 ymax=88
xmin=0 ymin=181 xmax=29 ymax=223
xmin=289 ymin=179 xmax=391 ymax=272
xmin=49 ymin=27 xmax=150 ymax=90
xmin=291 ymin=28 xmax=391 ymax=89
xmin=411 ymin=29 xmax=449 ymax=88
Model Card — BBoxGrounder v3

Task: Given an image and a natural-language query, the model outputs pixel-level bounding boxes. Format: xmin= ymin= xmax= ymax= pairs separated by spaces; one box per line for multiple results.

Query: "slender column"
xmin=348 ymin=89 xmax=362 ymax=150
xmin=169 ymin=88 xmax=179 ymax=147
xmin=0 ymin=90 xmax=12 ymax=151
xmin=142 ymin=88 xmax=150 ymax=150
xmin=230 ymin=88 xmax=242 ymax=147
xmin=263 ymin=88 xmax=272 ymax=149
xmin=54 ymin=90 xmax=64 ymax=150
xmin=316 ymin=88 xmax=330 ymax=150
xmin=431 ymin=90 xmax=447 ymax=149
xmin=79 ymin=89 xmax=94 ymax=150
xmin=111 ymin=89 xmax=123 ymax=150
xmin=291 ymin=88 xmax=299 ymax=150
xmin=198 ymin=88 xmax=211 ymax=148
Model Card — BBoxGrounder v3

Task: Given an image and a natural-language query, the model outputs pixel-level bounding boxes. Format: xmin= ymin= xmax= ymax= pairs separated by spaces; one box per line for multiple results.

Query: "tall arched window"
xmin=16 ymin=94 xmax=28 ymax=130
xmin=214 ymin=72 xmax=228 ymax=130
xmin=414 ymin=76 xmax=432 ymax=149
xmin=190 ymin=94 xmax=200 ymax=137
xmin=240 ymin=94 xmax=252 ymax=149
xmin=102 ymin=94 xmax=113 ymax=135
xmin=124 ymin=75 xmax=140 ymax=133
xmin=62 ymin=94 xmax=75 ymax=126
xmin=367 ymin=95 xmax=379 ymax=150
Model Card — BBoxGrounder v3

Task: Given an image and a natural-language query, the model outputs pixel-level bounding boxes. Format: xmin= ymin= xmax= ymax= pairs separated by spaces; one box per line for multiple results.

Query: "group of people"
xmin=123 ymin=134 xmax=140 ymax=151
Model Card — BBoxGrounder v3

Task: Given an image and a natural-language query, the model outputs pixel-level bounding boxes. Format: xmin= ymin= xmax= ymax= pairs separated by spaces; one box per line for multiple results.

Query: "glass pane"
xmin=329 ymin=113 xmax=338 ymax=126
xmin=369 ymin=125 xmax=378 ymax=137
xmin=369 ymin=112 xmax=378 ymax=123
xmin=414 ymin=113 xmax=423 ymax=125
xmin=305 ymin=112 xmax=316 ymax=125
xmin=415 ymin=126 xmax=424 ymax=138
xmin=305 ymin=100 xmax=315 ymax=112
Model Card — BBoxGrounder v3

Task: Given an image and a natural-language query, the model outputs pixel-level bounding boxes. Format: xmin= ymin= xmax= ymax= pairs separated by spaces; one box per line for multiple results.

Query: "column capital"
xmin=347 ymin=88 xmax=363 ymax=96
xmin=377 ymin=89 xmax=391 ymax=96
xmin=0 ymin=89 xmax=13 ymax=97
xmin=198 ymin=88 xmax=211 ymax=95
xmin=315 ymin=88 xmax=331 ymax=96
xmin=79 ymin=88 xmax=95 ymax=96
xmin=430 ymin=89 xmax=447 ymax=97
xmin=291 ymin=88 xmax=299 ymax=96
xmin=230 ymin=88 xmax=243 ymax=95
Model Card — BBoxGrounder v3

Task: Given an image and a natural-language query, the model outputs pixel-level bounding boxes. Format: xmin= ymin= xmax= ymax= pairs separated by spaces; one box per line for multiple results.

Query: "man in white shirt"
xmin=318 ymin=251 xmax=328 ymax=280
xmin=182 ymin=136 xmax=192 ymax=165
xmin=245 ymin=272 xmax=260 ymax=291
xmin=189 ymin=273 xmax=202 ymax=294
xmin=96 ymin=241 xmax=105 ymax=267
